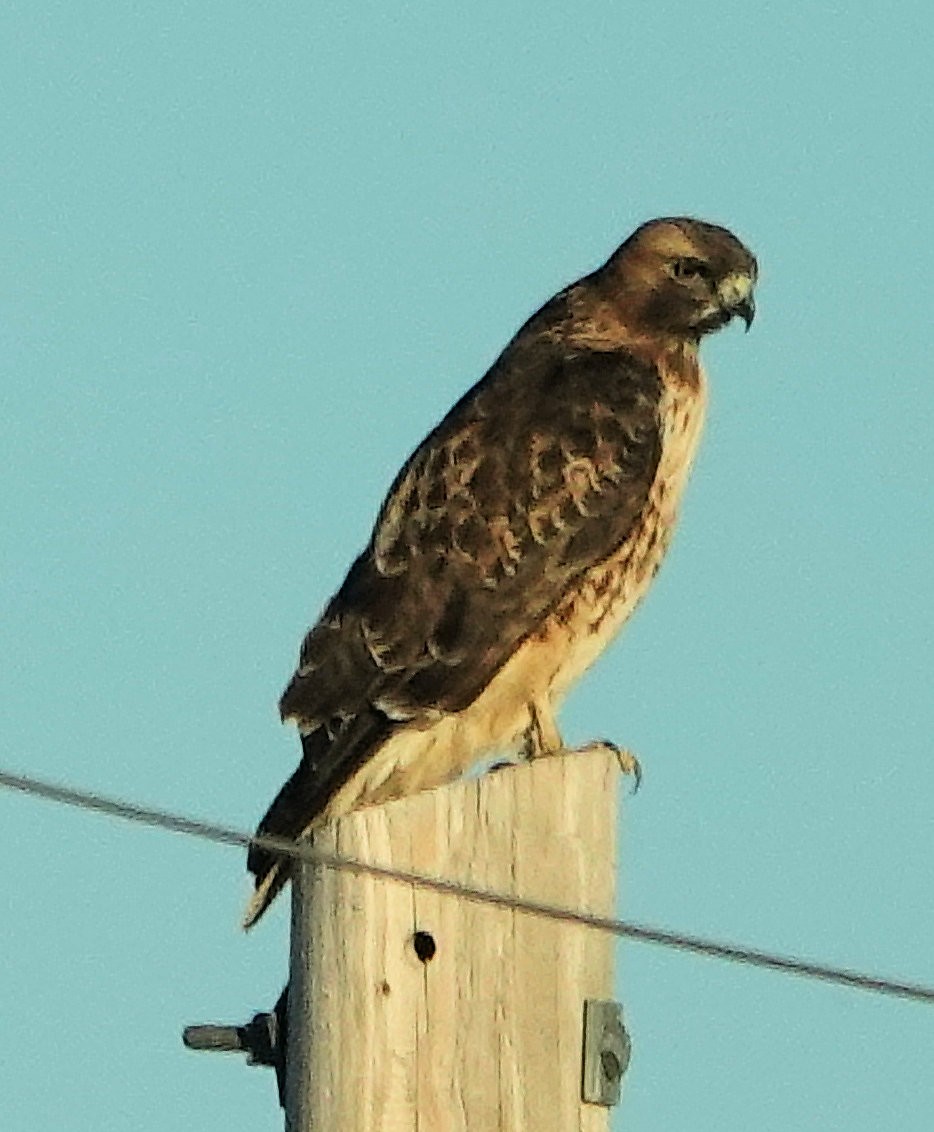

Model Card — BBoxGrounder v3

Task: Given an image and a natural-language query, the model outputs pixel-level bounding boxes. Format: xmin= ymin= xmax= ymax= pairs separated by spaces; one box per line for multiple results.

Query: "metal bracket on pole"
xmin=581 ymin=998 xmax=631 ymax=1107
xmin=183 ymin=986 xmax=289 ymax=1107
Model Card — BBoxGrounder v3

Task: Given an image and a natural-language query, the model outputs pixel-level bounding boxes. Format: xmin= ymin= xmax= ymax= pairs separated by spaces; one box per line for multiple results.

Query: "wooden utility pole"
xmin=286 ymin=746 xmax=625 ymax=1131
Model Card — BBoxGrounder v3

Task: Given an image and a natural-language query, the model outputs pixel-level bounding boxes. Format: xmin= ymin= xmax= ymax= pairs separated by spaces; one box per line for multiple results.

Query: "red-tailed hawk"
xmin=245 ymin=217 xmax=757 ymax=927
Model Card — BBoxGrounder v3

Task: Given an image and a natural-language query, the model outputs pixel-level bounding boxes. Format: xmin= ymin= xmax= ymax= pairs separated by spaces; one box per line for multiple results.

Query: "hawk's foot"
xmin=489 ymin=757 xmax=521 ymax=773
xmin=523 ymin=702 xmax=564 ymax=761
xmin=573 ymin=740 xmax=642 ymax=794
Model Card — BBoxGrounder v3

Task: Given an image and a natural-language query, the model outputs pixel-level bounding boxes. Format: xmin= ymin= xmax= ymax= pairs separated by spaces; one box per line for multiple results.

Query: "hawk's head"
xmin=602 ymin=217 xmax=758 ymax=339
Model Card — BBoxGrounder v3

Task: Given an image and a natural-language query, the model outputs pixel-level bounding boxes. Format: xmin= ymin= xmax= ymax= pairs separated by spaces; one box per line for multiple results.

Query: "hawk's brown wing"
xmin=246 ymin=332 xmax=663 ymax=924
xmin=281 ymin=339 xmax=662 ymax=729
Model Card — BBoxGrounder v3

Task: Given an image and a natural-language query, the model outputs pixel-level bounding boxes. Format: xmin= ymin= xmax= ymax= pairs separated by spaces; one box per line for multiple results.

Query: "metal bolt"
xmin=582 ymin=999 xmax=631 ymax=1107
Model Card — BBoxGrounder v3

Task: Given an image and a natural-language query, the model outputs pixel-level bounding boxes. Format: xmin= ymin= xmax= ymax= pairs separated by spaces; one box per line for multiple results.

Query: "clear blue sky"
xmin=2 ymin=3 xmax=932 ymax=1129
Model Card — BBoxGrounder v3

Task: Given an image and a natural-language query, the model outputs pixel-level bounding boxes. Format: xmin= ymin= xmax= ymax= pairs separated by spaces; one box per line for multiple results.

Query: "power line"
xmin=2 ymin=765 xmax=933 ymax=1005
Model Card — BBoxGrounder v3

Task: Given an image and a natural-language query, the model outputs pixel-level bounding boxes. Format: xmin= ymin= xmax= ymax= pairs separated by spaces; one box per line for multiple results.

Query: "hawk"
xmin=245 ymin=217 xmax=757 ymax=927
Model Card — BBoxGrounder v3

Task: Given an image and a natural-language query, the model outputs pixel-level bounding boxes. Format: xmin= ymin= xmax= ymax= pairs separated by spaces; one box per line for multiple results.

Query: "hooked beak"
xmin=734 ymin=294 xmax=755 ymax=331
xmin=718 ymin=271 xmax=756 ymax=331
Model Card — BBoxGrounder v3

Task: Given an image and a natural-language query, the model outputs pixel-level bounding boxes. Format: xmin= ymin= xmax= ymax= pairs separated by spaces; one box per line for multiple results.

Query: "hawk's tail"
xmin=242 ymin=758 xmax=316 ymax=929
xmin=243 ymin=710 xmax=392 ymax=930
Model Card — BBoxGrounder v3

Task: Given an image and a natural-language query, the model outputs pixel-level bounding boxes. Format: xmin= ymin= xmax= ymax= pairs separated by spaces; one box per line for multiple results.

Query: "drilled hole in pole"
xmin=413 ymin=930 xmax=437 ymax=962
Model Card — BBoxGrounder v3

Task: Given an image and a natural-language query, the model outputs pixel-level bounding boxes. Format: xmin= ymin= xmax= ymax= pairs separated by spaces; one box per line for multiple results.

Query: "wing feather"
xmin=280 ymin=336 xmax=662 ymax=729
xmin=248 ymin=304 xmax=664 ymax=924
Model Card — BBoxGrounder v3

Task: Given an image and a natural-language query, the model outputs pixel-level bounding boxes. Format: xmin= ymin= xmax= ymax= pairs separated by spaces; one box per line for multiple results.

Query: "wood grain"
xmin=287 ymin=747 xmax=621 ymax=1132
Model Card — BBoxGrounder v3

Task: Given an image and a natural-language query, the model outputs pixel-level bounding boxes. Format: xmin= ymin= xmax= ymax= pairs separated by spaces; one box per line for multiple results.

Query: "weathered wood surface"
xmin=287 ymin=747 xmax=621 ymax=1132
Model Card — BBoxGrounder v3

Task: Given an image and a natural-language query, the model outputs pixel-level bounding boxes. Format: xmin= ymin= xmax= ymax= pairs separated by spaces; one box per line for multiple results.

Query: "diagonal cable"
xmin=2 ymin=766 xmax=933 ymax=1005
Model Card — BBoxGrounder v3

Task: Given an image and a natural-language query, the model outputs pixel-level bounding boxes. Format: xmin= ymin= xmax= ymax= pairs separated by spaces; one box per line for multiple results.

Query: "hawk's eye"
xmin=672 ymin=257 xmax=712 ymax=281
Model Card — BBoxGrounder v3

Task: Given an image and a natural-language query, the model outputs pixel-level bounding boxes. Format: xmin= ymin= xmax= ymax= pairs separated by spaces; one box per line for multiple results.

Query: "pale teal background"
xmin=2 ymin=3 xmax=932 ymax=1129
